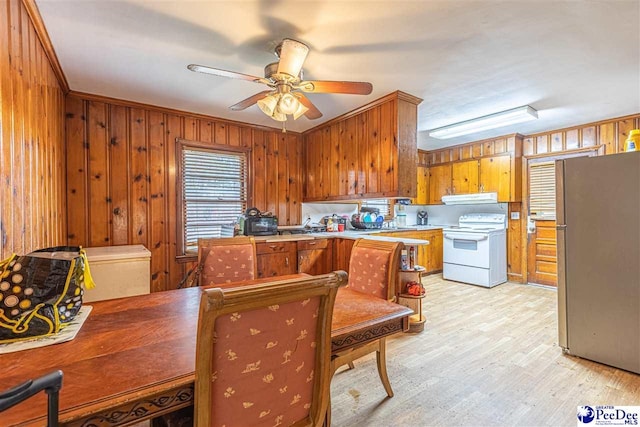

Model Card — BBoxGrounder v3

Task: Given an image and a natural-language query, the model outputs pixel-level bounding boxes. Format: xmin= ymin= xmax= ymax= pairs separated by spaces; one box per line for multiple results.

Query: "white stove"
xmin=442 ymin=213 xmax=507 ymax=288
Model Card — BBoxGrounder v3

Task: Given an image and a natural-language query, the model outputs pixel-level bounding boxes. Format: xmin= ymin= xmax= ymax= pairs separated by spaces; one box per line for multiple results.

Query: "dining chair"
xmin=197 ymin=236 xmax=257 ymax=287
xmin=194 ymin=271 xmax=347 ymax=427
xmin=0 ymin=370 xmax=63 ymax=427
xmin=333 ymin=239 xmax=402 ymax=398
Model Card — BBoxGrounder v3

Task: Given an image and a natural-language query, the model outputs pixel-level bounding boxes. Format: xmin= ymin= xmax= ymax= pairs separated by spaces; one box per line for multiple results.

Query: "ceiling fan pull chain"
xmin=282 ymin=120 xmax=287 ymax=133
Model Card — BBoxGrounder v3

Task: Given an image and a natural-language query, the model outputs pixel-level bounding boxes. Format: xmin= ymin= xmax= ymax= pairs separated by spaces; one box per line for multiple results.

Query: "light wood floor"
xmin=330 ymin=274 xmax=640 ymax=426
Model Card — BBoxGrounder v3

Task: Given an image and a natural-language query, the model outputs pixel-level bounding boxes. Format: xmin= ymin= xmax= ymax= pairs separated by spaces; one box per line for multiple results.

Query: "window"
xmin=528 ymin=161 xmax=556 ymax=220
xmin=361 ymin=199 xmax=393 ymax=219
xmin=177 ymin=139 xmax=249 ymax=255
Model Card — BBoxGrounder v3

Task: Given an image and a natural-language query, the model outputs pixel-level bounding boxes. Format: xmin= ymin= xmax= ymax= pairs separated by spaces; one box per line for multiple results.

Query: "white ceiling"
xmin=36 ymin=0 xmax=640 ymax=150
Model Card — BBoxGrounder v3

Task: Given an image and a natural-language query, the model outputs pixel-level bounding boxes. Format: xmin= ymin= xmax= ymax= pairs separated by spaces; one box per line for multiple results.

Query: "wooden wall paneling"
xmin=184 ymin=117 xmax=198 ymax=141
xmin=472 ymin=143 xmax=482 ymax=158
xmin=251 ymin=129 xmax=266 ymax=210
xmin=65 ymin=97 xmax=87 ymax=245
xmin=379 ymin=101 xmax=395 ymax=194
xmin=227 ymin=124 xmax=240 ymax=147
xmin=198 ymin=120 xmax=212 ymax=143
xmin=9 ymin=0 xmax=25 ymax=254
xmin=356 ymin=112 xmax=366 ymax=195
xmin=523 ymin=137 xmax=534 ymax=156
xmin=165 ymin=114 xmax=182 ymax=288
xmin=550 ymin=132 xmax=563 ymax=152
xmin=148 ymin=111 xmax=167 ymax=292
xmin=565 ymin=129 xmax=579 ymax=150
xmin=536 ymin=135 xmax=549 ymax=154
xmin=87 ymin=101 xmax=110 ymax=246
xmin=494 ymin=138 xmax=506 ymax=154
xmin=507 ymin=202 xmax=523 ymax=282
xmin=129 ymin=108 xmax=148 ymax=246
xmin=617 ymin=118 xmax=636 ymax=153
xmin=345 ymin=116 xmax=358 ymax=195
xmin=397 ymin=97 xmax=418 ymax=198
xmin=287 ymin=133 xmax=301 ymax=225
xmin=108 ymin=105 xmax=130 ymax=245
xmin=365 ymin=107 xmax=380 ymax=194
xmin=598 ymin=122 xmax=616 ymax=154
xmin=1 ymin=0 xmax=11 ymax=252
xmin=23 ymin=15 xmax=34 ymax=251
xmin=264 ymin=132 xmax=279 ymax=217
xmin=214 ymin=122 xmax=227 ymax=145
xmin=483 ymin=141 xmax=494 ymax=156
xmin=581 ymin=126 xmax=596 ymax=147
xmin=277 ymin=133 xmax=289 ymax=223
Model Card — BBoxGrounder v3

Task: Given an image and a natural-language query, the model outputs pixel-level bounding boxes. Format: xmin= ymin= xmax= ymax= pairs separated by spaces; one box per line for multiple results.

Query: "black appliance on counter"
xmin=417 ymin=210 xmax=428 ymax=225
xmin=243 ymin=207 xmax=278 ymax=236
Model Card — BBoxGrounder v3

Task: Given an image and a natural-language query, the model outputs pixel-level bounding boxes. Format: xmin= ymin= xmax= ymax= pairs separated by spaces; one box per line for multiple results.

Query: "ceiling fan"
xmin=188 ymin=38 xmax=373 ymax=123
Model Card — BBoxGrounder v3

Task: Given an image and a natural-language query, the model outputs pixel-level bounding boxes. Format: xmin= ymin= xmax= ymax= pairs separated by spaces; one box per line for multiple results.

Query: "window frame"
xmin=175 ymin=138 xmax=252 ymax=260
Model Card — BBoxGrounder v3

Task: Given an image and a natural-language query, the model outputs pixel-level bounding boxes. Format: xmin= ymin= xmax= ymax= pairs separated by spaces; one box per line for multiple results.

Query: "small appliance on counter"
xmin=417 ymin=210 xmax=428 ymax=225
xmin=243 ymin=207 xmax=278 ymax=236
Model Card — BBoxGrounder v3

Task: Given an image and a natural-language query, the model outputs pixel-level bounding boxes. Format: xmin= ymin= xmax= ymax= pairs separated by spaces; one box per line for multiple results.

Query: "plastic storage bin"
xmin=83 ymin=245 xmax=151 ymax=302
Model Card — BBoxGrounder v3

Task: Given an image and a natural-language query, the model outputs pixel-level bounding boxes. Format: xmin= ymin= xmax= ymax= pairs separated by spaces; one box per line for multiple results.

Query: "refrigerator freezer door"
xmin=562 ymin=152 xmax=640 ymax=374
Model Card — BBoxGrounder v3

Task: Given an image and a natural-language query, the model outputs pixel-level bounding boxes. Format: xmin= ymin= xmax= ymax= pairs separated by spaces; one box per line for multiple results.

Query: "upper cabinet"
xmin=416 ymin=134 xmax=523 ymax=204
xmin=302 ymin=91 xmax=423 ymax=202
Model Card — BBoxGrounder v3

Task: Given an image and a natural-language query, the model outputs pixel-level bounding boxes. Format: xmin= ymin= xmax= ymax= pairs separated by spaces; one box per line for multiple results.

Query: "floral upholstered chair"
xmin=198 ymin=237 xmax=257 ymax=287
xmin=334 ymin=239 xmax=402 ymax=398
xmin=194 ymin=272 xmax=347 ymax=427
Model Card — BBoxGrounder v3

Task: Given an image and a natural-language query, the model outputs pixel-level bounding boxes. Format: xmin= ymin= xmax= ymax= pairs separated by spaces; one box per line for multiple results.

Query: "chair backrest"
xmin=194 ymin=271 xmax=347 ymax=427
xmin=346 ymin=239 xmax=402 ymax=301
xmin=0 ymin=370 xmax=63 ymax=427
xmin=198 ymin=236 xmax=257 ymax=287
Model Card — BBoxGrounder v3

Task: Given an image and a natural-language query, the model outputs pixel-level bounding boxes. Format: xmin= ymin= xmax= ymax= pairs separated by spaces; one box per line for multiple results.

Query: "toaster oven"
xmin=244 ymin=216 xmax=278 ymax=236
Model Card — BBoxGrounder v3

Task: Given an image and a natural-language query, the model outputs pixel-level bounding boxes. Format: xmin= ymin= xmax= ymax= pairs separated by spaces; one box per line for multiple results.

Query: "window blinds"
xmin=361 ymin=199 xmax=392 ymax=219
xmin=529 ymin=161 xmax=556 ymax=220
xmin=181 ymin=148 xmax=247 ymax=252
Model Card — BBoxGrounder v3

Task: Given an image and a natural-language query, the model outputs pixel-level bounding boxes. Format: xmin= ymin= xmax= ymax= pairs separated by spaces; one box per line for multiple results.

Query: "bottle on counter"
xmin=396 ymin=204 xmax=407 ymax=227
xmin=400 ymin=249 xmax=409 ymax=270
xmin=409 ymin=246 xmax=415 ymax=270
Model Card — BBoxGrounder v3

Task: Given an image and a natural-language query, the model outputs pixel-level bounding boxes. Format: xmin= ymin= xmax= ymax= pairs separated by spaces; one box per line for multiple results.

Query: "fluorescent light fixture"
xmin=429 ymin=105 xmax=538 ymax=139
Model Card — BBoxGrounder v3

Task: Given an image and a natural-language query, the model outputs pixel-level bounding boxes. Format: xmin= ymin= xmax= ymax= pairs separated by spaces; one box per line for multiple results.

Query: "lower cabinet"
xmin=377 ymin=229 xmax=443 ymax=274
xmin=332 ymin=238 xmax=356 ymax=273
xmin=256 ymin=241 xmax=297 ymax=278
xmin=297 ymin=239 xmax=333 ymax=275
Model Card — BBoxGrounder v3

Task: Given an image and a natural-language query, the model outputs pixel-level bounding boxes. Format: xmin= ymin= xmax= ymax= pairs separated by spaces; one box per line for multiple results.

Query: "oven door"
xmin=443 ymin=231 xmax=490 ymax=268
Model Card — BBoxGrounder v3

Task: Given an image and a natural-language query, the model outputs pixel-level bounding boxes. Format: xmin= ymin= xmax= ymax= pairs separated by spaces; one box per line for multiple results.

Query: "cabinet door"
xmin=452 ymin=160 xmax=479 ymax=194
xmin=256 ymin=242 xmax=297 ymax=278
xmin=480 ymin=155 xmax=511 ymax=201
xmin=428 ymin=164 xmax=452 ymax=204
xmin=414 ymin=165 xmax=429 ymax=205
xmin=425 ymin=229 xmax=443 ymax=273
xmin=297 ymin=239 xmax=333 ymax=275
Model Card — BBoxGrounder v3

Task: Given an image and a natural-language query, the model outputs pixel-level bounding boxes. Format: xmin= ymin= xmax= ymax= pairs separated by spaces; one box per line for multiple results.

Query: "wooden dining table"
xmin=0 ymin=274 xmax=412 ymax=426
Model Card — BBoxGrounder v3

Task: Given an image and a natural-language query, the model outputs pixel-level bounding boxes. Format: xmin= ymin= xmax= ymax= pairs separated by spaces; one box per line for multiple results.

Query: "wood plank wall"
xmin=65 ymin=93 xmax=303 ymax=292
xmin=0 ymin=0 xmax=66 ymax=259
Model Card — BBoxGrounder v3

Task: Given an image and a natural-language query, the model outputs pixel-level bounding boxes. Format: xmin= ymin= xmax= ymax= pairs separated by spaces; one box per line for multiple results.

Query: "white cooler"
xmin=83 ymin=245 xmax=151 ymax=302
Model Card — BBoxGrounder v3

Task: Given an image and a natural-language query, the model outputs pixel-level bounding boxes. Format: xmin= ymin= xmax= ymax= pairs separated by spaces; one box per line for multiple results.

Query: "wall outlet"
xmin=510 ymin=211 xmax=520 ymax=220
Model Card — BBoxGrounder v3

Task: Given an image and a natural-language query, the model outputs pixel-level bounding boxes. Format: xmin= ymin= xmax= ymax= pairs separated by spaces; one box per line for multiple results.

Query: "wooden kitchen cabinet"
xmin=256 ymin=241 xmax=297 ymax=278
xmin=378 ymin=229 xmax=443 ymax=274
xmin=414 ymin=165 xmax=429 ymax=205
xmin=302 ymin=91 xmax=423 ymax=201
xmin=451 ymin=160 xmax=479 ymax=194
xmin=297 ymin=239 xmax=333 ymax=275
xmin=428 ymin=164 xmax=452 ymax=204
xmin=480 ymin=155 xmax=511 ymax=202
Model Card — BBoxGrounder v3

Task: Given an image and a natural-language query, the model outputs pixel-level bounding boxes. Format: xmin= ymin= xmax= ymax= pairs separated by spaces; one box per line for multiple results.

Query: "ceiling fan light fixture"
xmin=278 ymin=93 xmax=299 ymax=115
xmin=257 ymin=94 xmax=279 ymax=117
xmin=292 ymin=101 xmax=309 ymax=120
xmin=429 ymin=105 xmax=538 ymax=139
xmin=276 ymin=39 xmax=309 ymax=77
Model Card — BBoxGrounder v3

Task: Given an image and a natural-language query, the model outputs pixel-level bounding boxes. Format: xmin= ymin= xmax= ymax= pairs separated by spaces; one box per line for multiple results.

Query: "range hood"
xmin=441 ymin=192 xmax=498 ymax=205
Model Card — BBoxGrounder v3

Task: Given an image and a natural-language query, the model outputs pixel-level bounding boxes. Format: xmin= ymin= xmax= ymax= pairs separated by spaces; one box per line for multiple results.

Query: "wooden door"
xmin=414 ymin=165 xmax=429 ymax=205
xmin=425 ymin=229 xmax=443 ymax=273
xmin=527 ymin=220 xmax=557 ymax=286
xmin=480 ymin=156 xmax=511 ymax=201
xmin=428 ymin=164 xmax=452 ymax=204
xmin=451 ymin=160 xmax=479 ymax=194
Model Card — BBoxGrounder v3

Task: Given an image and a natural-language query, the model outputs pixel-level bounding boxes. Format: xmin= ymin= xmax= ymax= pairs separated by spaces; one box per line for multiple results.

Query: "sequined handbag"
xmin=0 ymin=246 xmax=96 ymax=344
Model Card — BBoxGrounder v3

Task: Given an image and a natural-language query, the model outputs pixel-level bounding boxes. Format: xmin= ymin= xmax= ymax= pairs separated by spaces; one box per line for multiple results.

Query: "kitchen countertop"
xmin=252 ymin=225 xmax=445 ymax=245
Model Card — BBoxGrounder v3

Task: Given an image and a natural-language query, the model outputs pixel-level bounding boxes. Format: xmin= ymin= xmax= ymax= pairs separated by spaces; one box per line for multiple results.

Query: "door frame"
xmin=521 ymin=146 xmax=603 ymax=284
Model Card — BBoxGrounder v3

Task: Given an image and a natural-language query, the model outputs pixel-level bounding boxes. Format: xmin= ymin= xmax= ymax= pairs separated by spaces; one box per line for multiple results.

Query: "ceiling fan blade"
xmin=296 ymin=93 xmax=323 ymax=120
xmin=276 ymin=39 xmax=309 ymax=77
xmin=229 ymin=90 xmax=273 ymax=111
xmin=298 ymin=80 xmax=373 ymax=95
xmin=188 ymin=64 xmax=267 ymax=84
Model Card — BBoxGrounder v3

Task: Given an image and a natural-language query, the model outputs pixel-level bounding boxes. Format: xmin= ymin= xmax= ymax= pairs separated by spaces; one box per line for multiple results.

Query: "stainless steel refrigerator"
xmin=556 ymin=150 xmax=640 ymax=374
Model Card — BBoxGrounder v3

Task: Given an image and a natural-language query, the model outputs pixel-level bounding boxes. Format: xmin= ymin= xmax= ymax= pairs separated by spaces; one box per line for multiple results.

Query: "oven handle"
xmin=444 ymin=233 xmax=488 ymax=242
